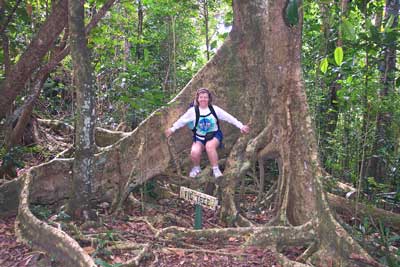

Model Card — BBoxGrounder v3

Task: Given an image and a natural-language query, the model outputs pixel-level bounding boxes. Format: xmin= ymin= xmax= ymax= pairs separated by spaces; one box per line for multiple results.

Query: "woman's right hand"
xmin=241 ymin=125 xmax=250 ymax=134
xmin=165 ymin=128 xmax=173 ymax=138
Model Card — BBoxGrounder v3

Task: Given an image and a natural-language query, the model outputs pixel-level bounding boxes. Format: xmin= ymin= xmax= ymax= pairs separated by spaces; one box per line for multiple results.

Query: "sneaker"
xmin=189 ymin=166 xmax=201 ymax=178
xmin=212 ymin=167 xmax=223 ymax=178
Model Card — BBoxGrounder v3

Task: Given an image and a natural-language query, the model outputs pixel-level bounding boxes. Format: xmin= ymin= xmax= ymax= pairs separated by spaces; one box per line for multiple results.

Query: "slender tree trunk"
xmin=367 ymin=0 xmax=399 ymax=182
xmin=0 ymin=0 xmax=11 ymax=77
xmin=67 ymin=0 xmax=97 ymax=221
xmin=136 ymin=0 xmax=143 ymax=61
xmin=171 ymin=15 xmax=177 ymax=93
xmin=1 ymin=32 xmax=10 ymax=77
xmin=0 ymin=0 xmax=68 ymax=120
xmin=203 ymin=0 xmax=210 ymax=61
xmin=0 ymin=0 xmax=13 ymax=78
xmin=317 ymin=0 xmax=348 ymax=173
xmin=1 ymin=0 xmax=116 ymax=159
xmin=4 ymin=74 xmax=48 ymax=149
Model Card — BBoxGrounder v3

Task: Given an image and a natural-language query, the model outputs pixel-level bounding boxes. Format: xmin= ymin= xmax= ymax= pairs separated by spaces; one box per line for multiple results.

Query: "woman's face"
xmin=197 ymin=92 xmax=209 ymax=108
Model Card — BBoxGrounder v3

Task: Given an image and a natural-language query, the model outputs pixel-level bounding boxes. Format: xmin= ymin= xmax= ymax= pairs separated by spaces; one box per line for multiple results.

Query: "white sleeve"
xmin=213 ymin=105 xmax=244 ymax=129
xmin=170 ymin=107 xmax=196 ymax=132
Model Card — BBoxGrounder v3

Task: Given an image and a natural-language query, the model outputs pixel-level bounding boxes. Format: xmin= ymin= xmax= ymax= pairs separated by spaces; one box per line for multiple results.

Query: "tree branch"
xmin=0 ymin=0 xmax=22 ymax=35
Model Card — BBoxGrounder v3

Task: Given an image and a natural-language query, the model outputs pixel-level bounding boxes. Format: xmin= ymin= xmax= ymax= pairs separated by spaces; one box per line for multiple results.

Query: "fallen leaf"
xmin=113 ymin=256 xmax=124 ymax=263
xmin=174 ymin=249 xmax=185 ymax=257
xmin=82 ymin=246 xmax=96 ymax=255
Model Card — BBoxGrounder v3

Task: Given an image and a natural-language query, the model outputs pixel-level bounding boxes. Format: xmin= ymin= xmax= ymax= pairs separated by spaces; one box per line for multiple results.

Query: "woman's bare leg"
xmin=205 ymin=138 xmax=220 ymax=167
xmin=191 ymin=141 xmax=204 ymax=166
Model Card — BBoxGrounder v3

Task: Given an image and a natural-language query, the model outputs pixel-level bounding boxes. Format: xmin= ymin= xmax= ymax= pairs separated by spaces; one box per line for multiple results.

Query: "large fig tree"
xmin=4 ymin=0 xmax=382 ymax=266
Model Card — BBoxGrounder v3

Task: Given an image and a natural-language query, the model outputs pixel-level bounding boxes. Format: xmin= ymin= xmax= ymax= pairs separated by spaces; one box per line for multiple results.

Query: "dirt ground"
xmin=1 ymin=188 xmax=308 ymax=267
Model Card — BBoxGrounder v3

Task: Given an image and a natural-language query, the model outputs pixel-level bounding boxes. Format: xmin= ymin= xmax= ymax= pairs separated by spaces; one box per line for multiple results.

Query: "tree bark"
xmin=66 ymin=0 xmax=97 ymax=221
xmin=217 ymin=0 xmax=317 ymax=226
xmin=0 ymin=0 xmax=68 ymax=120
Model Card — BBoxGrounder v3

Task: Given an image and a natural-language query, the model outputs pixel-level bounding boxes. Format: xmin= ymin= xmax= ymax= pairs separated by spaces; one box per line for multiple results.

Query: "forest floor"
xmin=1 ymin=190 xmax=307 ymax=267
xmin=1 ymin=124 xmax=399 ymax=267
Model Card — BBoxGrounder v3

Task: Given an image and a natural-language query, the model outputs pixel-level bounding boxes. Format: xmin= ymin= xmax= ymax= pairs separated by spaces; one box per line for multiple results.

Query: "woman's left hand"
xmin=165 ymin=128 xmax=173 ymax=138
xmin=241 ymin=125 xmax=250 ymax=134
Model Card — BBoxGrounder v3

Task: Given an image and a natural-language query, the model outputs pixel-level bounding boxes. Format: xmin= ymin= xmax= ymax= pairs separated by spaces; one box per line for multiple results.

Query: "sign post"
xmin=194 ymin=204 xmax=202 ymax=229
xmin=180 ymin=186 xmax=218 ymax=229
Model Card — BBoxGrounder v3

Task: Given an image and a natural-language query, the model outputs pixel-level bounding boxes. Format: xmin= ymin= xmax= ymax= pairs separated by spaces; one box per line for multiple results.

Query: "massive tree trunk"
xmin=66 ymin=0 xmax=97 ymax=220
xmin=218 ymin=0 xmax=318 ymax=226
xmin=7 ymin=0 xmax=381 ymax=266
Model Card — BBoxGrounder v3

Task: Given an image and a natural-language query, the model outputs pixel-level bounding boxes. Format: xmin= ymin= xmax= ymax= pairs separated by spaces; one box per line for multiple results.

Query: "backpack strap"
xmin=192 ymin=105 xmax=200 ymax=134
xmin=209 ymin=105 xmax=220 ymax=130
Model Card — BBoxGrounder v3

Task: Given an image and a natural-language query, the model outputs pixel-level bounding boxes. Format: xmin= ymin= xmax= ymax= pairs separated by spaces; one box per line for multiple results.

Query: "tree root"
xmin=164 ymin=247 xmax=252 ymax=257
xmin=152 ymin=221 xmax=319 ymax=266
xmin=295 ymin=241 xmax=318 ymax=263
xmin=258 ymin=181 xmax=277 ymax=209
xmin=119 ymin=243 xmax=151 ymax=267
xmin=348 ymin=253 xmax=384 ymax=267
xmin=0 ymin=178 xmax=22 ymax=217
xmin=274 ymin=250 xmax=313 ymax=267
xmin=246 ymin=220 xmax=316 ymax=247
xmin=156 ymin=221 xmax=316 ymax=249
xmin=15 ymin=172 xmax=96 ymax=267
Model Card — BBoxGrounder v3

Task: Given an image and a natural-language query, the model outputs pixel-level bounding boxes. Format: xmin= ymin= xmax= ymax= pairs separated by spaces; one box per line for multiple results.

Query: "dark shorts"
xmin=193 ymin=130 xmax=223 ymax=146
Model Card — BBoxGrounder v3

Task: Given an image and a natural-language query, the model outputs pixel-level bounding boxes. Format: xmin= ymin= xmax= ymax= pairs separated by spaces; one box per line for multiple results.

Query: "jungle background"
xmin=0 ymin=0 xmax=399 ymax=266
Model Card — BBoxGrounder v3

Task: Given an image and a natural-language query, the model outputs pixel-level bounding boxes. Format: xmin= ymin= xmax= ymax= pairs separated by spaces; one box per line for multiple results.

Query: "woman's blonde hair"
xmin=194 ymin=88 xmax=213 ymax=106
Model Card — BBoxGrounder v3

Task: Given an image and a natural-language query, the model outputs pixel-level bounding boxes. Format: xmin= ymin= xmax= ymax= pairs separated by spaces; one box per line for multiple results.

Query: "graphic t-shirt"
xmin=170 ymin=105 xmax=244 ymax=139
xmin=195 ymin=112 xmax=218 ymax=137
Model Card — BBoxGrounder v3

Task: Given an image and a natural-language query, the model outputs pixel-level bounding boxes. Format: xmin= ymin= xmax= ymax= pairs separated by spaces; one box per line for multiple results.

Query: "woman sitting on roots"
xmin=165 ymin=88 xmax=250 ymax=178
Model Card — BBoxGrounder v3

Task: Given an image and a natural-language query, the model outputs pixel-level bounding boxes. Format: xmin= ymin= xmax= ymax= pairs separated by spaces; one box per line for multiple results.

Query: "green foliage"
xmin=341 ymin=18 xmax=356 ymax=42
xmin=56 ymin=210 xmax=72 ymax=222
xmin=334 ymin=47 xmax=343 ymax=66
xmin=0 ymin=145 xmax=46 ymax=171
xmin=285 ymin=0 xmax=299 ymax=26
xmin=377 ymin=221 xmax=400 ymax=266
xmin=303 ymin=0 xmax=400 ymax=197
xmin=0 ymin=0 xmax=48 ymax=78
xmin=91 ymin=230 xmax=117 ymax=260
xmin=133 ymin=180 xmax=158 ymax=200
xmin=320 ymin=58 xmax=328 ymax=74
xmin=94 ymin=258 xmax=122 ymax=267
xmin=86 ymin=0 xmax=231 ymax=127
xmin=30 ymin=205 xmax=53 ymax=220
xmin=0 ymin=146 xmax=26 ymax=170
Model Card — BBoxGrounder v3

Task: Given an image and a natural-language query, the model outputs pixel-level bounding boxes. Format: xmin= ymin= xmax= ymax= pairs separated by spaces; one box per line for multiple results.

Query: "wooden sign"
xmin=180 ymin=186 xmax=218 ymax=210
